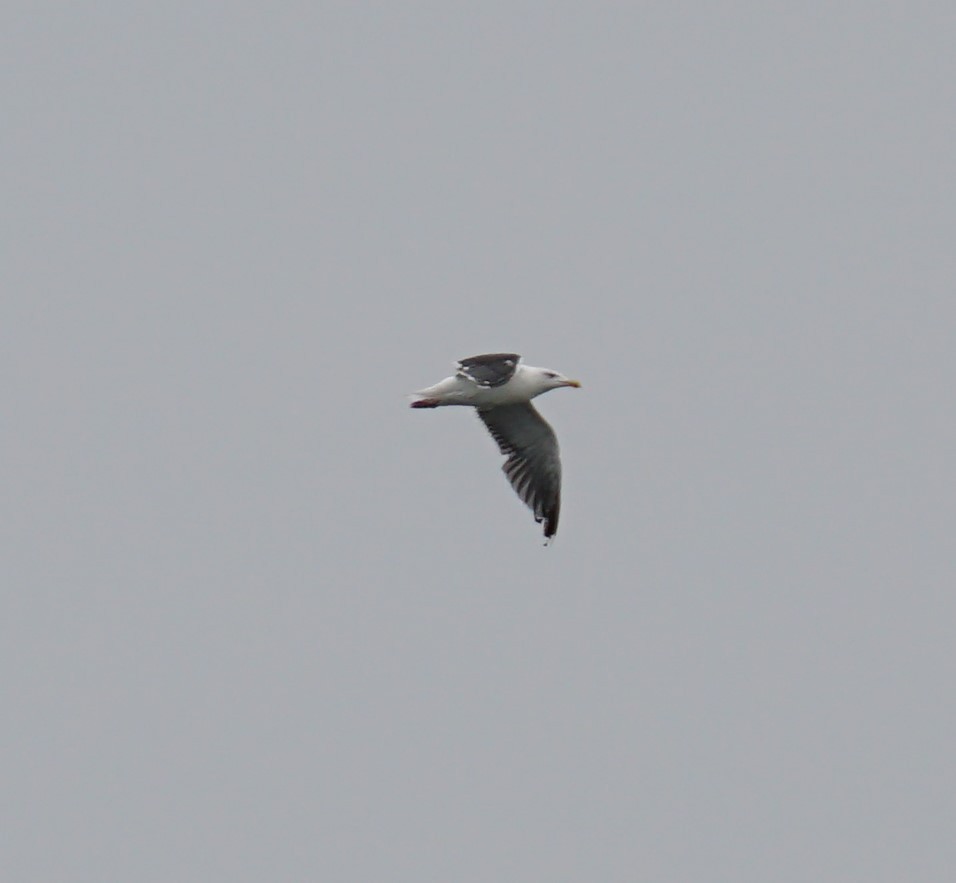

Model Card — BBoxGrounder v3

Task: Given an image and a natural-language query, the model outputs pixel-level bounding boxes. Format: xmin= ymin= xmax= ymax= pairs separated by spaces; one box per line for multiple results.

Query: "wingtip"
xmin=542 ymin=518 xmax=558 ymax=544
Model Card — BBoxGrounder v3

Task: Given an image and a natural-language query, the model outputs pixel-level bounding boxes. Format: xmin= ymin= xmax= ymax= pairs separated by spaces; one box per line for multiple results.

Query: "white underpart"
xmin=412 ymin=365 xmax=557 ymax=408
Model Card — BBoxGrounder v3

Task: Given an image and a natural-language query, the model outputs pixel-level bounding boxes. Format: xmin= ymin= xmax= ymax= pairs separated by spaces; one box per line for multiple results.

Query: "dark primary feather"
xmin=477 ymin=402 xmax=562 ymax=539
xmin=457 ymin=353 xmax=520 ymax=388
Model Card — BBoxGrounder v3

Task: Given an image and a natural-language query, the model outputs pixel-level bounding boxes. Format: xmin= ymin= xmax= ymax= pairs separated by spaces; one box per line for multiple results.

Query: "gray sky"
xmin=4 ymin=3 xmax=955 ymax=881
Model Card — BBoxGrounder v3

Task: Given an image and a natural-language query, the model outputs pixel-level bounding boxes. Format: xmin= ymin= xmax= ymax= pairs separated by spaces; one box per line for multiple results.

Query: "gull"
xmin=410 ymin=353 xmax=580 ymax=541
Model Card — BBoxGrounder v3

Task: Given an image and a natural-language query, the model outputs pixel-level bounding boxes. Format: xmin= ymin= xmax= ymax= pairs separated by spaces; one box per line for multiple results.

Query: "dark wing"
xmin=457 ymin=353 xmax=521 ymax=388
xmin=477 ymin=402 xmax=562 ymax=539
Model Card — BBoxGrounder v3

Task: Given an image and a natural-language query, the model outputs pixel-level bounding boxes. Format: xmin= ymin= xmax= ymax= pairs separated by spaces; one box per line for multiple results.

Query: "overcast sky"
xmin=4 ymin=3 xmax=955 ymax=881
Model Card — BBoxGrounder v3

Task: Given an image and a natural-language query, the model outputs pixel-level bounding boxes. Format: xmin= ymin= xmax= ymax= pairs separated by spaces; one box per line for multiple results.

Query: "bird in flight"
xmin=410 ymin=353 xmax=580 ymax=542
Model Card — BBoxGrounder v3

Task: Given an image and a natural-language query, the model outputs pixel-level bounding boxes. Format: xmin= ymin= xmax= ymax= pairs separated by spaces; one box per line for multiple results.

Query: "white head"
xmin=525 ymin=365 xmax=582 ymax=397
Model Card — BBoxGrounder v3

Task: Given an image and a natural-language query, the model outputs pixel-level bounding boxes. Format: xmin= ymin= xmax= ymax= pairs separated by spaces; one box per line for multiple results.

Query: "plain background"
xmin=4 ymin=3 xmax=955 ymax=881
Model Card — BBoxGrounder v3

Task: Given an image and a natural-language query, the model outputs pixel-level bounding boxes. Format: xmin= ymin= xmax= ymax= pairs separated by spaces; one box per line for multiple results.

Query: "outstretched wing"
xmin=477 ymin=402 xmax=562 ymax=539
xmin=457 ymin=353 xmax=521 ymax=388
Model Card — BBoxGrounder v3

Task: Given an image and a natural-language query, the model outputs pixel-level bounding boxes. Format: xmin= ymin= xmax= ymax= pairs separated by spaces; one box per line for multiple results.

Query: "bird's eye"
xmin=545 ymin=371 xmax=557 ymax=378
